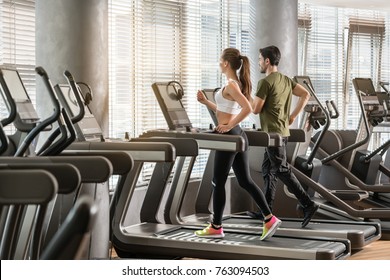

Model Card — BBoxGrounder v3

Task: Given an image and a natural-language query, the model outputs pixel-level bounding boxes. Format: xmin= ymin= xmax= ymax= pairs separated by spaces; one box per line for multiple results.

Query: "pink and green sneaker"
xmin=260 ymin=216 xmax=282 ymax=240
xmin=194 ymin=224 xmax=225 ymax=238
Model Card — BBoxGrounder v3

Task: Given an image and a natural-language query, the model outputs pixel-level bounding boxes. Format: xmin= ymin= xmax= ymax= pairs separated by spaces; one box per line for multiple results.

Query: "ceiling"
xmin=299 ymin=0 xmax=390 ymax=12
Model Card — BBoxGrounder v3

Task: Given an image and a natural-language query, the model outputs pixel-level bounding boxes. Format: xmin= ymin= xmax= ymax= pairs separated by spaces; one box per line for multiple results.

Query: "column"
xmin=36 ymin=0 xmax=109 ymax=135
xmin=250 ymin=0 xmax=298 ymax=83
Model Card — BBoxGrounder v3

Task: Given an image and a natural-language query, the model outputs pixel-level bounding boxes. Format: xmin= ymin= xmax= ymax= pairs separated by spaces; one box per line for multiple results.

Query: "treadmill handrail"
xmin=60 ymin=152 xmax=133 ymax=176
xmin=0 ymin=162 xmax=79 ymax=195
xmin=0 ymin=169 xmax=58 ymax=260
xmin=0 ymin=169 xmax=57 ymax=205
xmin=15 ymin=67 xmax=61 ymax=157
xmin=37 ymin=108 xmax=77 ymax=156
xmin=65 ymin=141 xmax=176 ymax=162
xmin=0 ymin=123 xmax=9 ymax=154
xmin=56 ymin=108 xmax=77 ymax=154
xmin=39 ymin=110 xmax=69 ymax=156
xmin=244 ymin=130 xmax=282 ymax=147
xmin=130 ymin=138 xmax=198 ymax=156
xmin=63 ymin=70 xmax=85 ymax=124
xmin=140 ymin=130 xmax=245 ymax=152
xmin=0 ymin=156 xmax=113 ymax=184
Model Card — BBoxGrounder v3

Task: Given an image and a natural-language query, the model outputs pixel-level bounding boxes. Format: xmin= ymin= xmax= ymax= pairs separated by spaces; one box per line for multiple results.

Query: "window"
xmin=298 ymin=3 xmax=390 ymax=131
xmin=345 ymin=15 xmax=386 ymax=129
xmin=108 ymin=0 xmax=251 ymax=181
xmin=0 ymin=0 xmax=35 ymax=132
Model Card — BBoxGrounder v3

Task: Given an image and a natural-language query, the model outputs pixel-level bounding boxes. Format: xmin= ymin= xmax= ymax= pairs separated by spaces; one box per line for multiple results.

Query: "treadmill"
xmin=154 ymin=83 xmax=381 ymax=251
xmin=52 ymin=76 xmax=197 ymax=229
xmin=0 ymin=67 xmax=124 ymax=259
xmin=110 ymin=81 xmax=351 ymax=260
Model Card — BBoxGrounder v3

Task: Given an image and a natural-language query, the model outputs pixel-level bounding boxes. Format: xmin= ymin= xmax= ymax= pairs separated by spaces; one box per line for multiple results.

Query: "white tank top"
xmin=215 ymin=79 xmax=242 ymax=114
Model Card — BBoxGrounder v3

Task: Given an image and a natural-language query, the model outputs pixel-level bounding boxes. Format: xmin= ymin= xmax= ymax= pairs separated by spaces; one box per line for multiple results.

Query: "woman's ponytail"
xmin=239 ymin=55 xmax=252 ymax=100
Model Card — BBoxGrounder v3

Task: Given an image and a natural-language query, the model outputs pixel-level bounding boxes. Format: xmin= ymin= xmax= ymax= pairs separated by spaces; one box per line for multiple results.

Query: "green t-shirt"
xmin=255 ymin=72 xmax=297 ymax=137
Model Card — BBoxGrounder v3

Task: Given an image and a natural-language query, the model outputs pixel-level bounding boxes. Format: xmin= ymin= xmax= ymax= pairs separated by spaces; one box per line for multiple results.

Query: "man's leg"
xmin=267 ymin=138 xmax=319 ymax=227
xmin=262 ymin=149 xmax=279 ymax=211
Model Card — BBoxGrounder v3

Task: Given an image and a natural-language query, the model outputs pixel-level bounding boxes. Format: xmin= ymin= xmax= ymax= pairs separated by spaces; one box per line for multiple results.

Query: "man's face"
xmin=259 ymin=54 xmax=267 ymax=73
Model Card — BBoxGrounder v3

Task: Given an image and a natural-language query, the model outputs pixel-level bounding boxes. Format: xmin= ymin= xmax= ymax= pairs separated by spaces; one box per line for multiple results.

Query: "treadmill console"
xmin=151 ymin=82 xmax=193 ymax=130
xmin=0 ymin=67 xmax=40 ymax=131
xmin=55 ymin=84 xmax=103 ymax=142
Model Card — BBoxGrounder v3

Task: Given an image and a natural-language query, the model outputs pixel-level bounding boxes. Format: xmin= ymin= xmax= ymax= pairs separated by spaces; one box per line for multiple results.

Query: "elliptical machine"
xmin=316 ymin=78 xmax=390 ymax=199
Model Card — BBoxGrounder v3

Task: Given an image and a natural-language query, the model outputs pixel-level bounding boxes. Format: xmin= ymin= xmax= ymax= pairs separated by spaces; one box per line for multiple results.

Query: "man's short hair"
xmin=259 ymin=45 xmax=281 ymax=66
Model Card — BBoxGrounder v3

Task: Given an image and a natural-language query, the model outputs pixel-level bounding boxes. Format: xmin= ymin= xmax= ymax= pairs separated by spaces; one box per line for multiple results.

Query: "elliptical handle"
xmin=326 ymin=100 xmax=339 ymax=119
xmin=302 ymin=79 xmax=331 ymax=166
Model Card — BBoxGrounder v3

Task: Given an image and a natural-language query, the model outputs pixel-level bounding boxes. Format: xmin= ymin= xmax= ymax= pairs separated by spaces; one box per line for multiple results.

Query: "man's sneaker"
xmin=260 ymin=216 xmax=282 ymax=240
xmin=194 ymin=224 xmax=225 ymax=238
xmin=301 ymin=202 xmax=319 ymax=228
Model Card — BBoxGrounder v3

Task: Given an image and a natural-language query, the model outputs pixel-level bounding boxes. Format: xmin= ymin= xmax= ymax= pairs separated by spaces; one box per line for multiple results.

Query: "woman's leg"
xmin=211 ymin=150 xmax=237 ymax=225
xmin=232 ymin=148 xmax=281 ymax=240
xmin=232 ymin=151 xmax=271 ymax=217
xmin=194 ymin=149 xmax=236 ymax=238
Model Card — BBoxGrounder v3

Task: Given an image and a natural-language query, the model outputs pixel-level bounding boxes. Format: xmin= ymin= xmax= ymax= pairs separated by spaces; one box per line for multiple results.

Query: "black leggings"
xmin=212 ymin=125 xmax=271 ymax=225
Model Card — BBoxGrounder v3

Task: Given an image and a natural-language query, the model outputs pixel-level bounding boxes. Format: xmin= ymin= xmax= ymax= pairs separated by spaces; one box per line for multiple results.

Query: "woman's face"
xmin=219 ymin=57 xmax=228 ymax=73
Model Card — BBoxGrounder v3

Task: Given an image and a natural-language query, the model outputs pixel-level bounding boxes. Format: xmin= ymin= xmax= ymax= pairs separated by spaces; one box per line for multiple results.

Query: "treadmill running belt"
xmin=115 ymin=223 xmax=350 ymax=259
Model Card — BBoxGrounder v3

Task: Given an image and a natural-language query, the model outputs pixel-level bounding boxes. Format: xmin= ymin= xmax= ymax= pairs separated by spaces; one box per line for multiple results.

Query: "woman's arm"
xmin=197 ymin=90 xmax=217 ymax=112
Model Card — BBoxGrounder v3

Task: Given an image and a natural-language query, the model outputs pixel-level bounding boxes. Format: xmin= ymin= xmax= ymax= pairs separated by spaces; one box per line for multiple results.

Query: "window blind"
xmin=297 ymin=3 xmax=390 ymax=130
xmin=0 ymin=0 xmax=35 ymax=131
xmin=108 ymin=0 xmax=251 ymax=181
xmin=345 ymin=13 xmax=385 ymax=129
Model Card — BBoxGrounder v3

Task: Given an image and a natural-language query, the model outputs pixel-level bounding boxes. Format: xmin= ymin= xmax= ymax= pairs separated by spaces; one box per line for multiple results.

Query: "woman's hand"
xmin=215 ymin=124 xmax=232 ymax=133
xmin=197 ymin=90 xmax=207 ymax=104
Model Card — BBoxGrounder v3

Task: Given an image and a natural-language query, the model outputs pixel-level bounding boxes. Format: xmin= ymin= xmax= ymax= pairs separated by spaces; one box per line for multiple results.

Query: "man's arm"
xmin=251 ymin=95 xmax=266 ymax=115
xmin=289 ymin=83 xmax=310 ymax=125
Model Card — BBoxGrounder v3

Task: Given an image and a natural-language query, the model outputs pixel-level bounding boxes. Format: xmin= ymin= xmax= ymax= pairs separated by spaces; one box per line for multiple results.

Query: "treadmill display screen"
xmin=55 ymin=84 xmax=102 ymax=137
xmin=58 ymin=85 xmax=80 ymax=117
xmin=1 ymin=69 xmax=30 ymax=102
xmin=57 ymin=85 xmax=94 ymax=118
xmin=353 ymin=78 xmax=376 ymax=95
xmin=156 ymin=84 xmax=184 ymax=110
xmin=153 ymin=82 xmax=192 ymax=129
